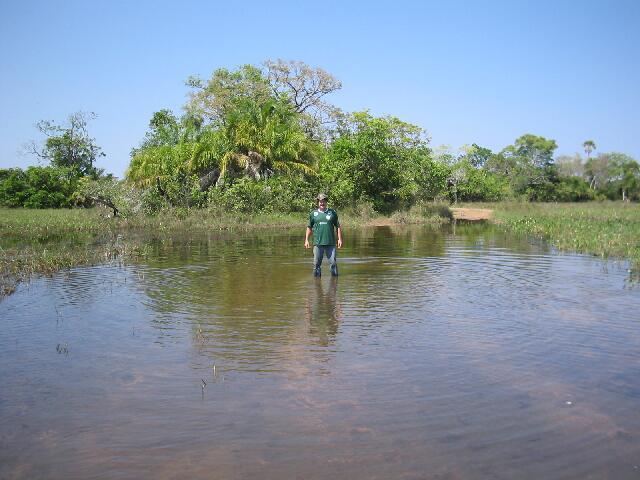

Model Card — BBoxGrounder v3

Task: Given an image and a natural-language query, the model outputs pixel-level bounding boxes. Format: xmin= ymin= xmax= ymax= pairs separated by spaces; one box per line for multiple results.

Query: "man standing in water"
xmin=304 ymin=193 xmax=343 ymax=277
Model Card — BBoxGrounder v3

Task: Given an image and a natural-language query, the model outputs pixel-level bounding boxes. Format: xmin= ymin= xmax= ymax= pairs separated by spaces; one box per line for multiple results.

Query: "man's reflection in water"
xmin=306 ymin=277 xmax=342 ymax=346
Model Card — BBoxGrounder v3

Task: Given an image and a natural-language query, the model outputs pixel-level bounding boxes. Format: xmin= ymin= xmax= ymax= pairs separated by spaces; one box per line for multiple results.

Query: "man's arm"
xmin=334 ymin=210 xmax=343 ymax=248
xmin=304 ymin=227 xmax=312 ymax=249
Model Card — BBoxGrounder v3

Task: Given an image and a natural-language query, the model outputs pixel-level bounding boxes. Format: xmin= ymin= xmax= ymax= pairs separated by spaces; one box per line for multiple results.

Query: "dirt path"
xmin=360 ymin=207 xmax=494 ymax=226
xmin=450 ymin=207 xmax=493 ymax=221
xmin=363 ymin=218 xmax=395 ymax=226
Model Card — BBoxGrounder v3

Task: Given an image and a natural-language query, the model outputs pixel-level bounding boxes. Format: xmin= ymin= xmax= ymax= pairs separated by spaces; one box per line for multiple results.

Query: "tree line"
xmin=2 ymin=60 xmax=639 ymax=214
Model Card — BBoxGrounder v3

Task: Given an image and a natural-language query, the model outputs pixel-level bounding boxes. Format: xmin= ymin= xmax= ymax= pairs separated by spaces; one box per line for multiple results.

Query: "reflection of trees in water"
xmin=135 ymin=231 xmax=304 ymax=314
xmin=132 ymin=231 xmax=344 ymax=370
xmin=137 ymin=228 xmax=452 ymax=352
xmin=350 ymin=225 xmax=447 ymax=258
xmin=343 ymin=226 xmax=450 ymax=312
xmin=130 ymin=225 xmax=562 ymax=370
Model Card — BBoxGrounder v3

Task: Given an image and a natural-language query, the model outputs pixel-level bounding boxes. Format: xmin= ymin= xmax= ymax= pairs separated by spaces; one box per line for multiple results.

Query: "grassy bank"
xmin=0 ymin=207 xmax=301 ymax=237
xmin=0 ymin=203 xmax=449 ymax=237
xmin=485 ymin=201 xmax=640 ymax=269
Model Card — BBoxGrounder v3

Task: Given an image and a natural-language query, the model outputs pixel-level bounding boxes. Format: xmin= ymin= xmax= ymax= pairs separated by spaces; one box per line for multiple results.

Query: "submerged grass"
xmin=484 ymin=201 xmax=640 ymax=270
xmin=0 ymin=233 xmax=151 ymax=296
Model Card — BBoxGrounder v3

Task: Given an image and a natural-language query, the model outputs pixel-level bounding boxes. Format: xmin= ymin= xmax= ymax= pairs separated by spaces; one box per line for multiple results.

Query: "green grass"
xmin=0 ymin=202 xmax=450 ymax=237
xmin=484 ymin=201 xmax=640 ymax=270
xmin=0 ymin=208 xmax=111 ymax=238
xmin=0 ymin=207 xmax=304 ymax=237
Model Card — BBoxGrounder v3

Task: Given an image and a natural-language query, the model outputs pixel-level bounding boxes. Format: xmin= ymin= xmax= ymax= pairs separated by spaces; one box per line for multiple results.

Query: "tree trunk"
xmin=199 ymin=168 xmax=220 ymax=191
xmin=94 ymin=196 xmax=119 ymax=217
xmin=245 ymin=151 xmax=264 ymax=180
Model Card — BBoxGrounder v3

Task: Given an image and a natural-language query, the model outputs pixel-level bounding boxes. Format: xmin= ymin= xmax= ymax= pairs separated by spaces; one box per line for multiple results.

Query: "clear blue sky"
xmin=1 ymin=0 xmax=639 ymax=177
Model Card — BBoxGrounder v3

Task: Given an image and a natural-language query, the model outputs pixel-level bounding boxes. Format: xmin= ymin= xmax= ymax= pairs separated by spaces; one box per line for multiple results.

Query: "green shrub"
xmin=341 ymin=201 xmax=377 ymax=221
xmin=0 ymin=166 xmax=78 ymax=208
xmin=411 ymin=201 xmax=453 ymax=220
xmin=457 ymin=167 xmax=510 ymax=202
xmin=0 ymin=168 xmax=29 ymax=207
xmin=264 ymin=176 xmax=318 ymax=212
xmin=140 ymin=187 xmax=167 ymax=215
xmin=208 ymin=179 xmax=270 ymax=213
xmin=552 ymin=177 xmax=596 ymax=202
xmin=206 ymin=175 xmax=319 ymax=214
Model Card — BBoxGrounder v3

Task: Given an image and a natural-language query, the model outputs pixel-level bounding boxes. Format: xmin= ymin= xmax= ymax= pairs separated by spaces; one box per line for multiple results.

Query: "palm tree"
xmin=127 ymin=144 xmax=181 ymax=188
xmin=127 ymin=97 xmax=318 ymax=193
xmin=217 ymin=98 xmax=317 ymax=185
xmin=127 ymin=126 xmax=227 ymax=187
xmin=583 ymin=140 xmax=596 ymax=159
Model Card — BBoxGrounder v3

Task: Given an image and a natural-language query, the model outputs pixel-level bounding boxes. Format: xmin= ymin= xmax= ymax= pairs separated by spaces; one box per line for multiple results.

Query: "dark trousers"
xmin=313 ymin=245 xmax=338 ymax=276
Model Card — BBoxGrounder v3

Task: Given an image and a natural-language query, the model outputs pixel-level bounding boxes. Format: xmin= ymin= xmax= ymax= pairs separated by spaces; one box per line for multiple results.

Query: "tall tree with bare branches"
xmin=263 ymin=59 xmax=343 ymax=141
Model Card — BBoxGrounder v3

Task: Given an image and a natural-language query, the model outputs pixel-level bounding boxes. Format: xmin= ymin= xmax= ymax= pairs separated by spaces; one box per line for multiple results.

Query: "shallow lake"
xmin=1 ymin=224 xmax=639 ymax=479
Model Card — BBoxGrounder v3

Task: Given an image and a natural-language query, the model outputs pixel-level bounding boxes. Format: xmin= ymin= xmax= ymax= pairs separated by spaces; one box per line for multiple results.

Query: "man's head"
xmin=317 ymin=193 xmax=328 ymax=209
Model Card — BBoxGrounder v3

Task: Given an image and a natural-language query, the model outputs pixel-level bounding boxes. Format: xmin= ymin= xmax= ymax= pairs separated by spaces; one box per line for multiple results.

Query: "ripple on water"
xmin=2 ymin=226 xmax=640 ymax=479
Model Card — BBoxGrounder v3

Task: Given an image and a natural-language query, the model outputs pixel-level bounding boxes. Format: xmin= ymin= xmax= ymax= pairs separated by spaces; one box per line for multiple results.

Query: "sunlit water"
xmin=1 ymin=224 xmax=639 ymax=479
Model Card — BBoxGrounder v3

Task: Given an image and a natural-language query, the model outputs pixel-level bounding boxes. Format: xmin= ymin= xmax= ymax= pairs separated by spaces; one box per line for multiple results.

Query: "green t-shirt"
xmin=308 ymin=208 xmax=340 ymax=246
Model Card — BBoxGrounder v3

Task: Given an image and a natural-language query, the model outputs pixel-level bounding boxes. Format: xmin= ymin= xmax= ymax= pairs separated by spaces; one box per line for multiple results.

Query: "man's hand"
xmin=337 ymin=239 xmax=343 ymax=248
xmin=304 ymin=227 xmax=312 ymax=249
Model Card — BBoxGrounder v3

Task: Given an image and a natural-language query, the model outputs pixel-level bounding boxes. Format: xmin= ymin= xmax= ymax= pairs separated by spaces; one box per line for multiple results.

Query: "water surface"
xmin=1 ymin=224 xmax=639 ymax=479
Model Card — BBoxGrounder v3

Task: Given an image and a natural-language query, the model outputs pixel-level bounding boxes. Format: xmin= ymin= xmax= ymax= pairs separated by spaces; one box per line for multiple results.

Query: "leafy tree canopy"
xmin=29 ymin=111 xmax=104 ymax=177
xmin=465 ymin=143 xmax=493 ymax=168
xmin=186 ymin=64 xmax=272 ymax=124
xmin=129 ymin=63 xmax=324 ymax=198
xmin=0 ymin=166 xmax=79 ymax=208
xmin=486 ymin=134 xmax=558 ymax=194
xmin=321 ymin=111 xmax=435 ymax=210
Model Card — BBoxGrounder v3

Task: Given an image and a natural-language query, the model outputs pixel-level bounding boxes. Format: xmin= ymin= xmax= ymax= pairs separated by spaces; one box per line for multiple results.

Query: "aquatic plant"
xmin=490 ymin=201 xmax=640 ymax=271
